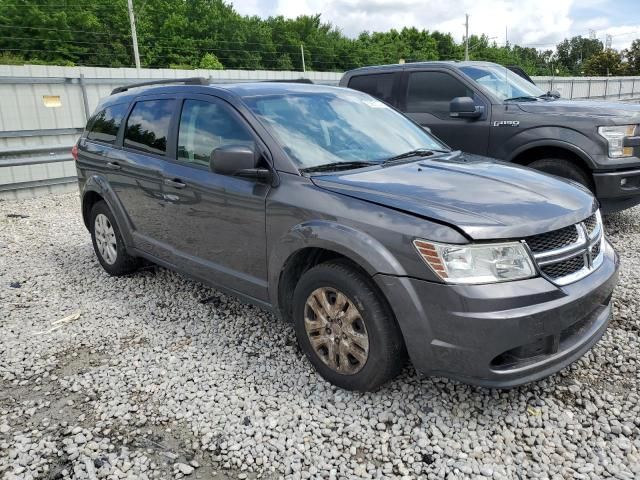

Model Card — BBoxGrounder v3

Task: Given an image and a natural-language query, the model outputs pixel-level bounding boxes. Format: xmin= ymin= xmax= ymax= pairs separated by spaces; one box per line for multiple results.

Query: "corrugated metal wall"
xmin=0 ymin=66 xmax=342 ymax=200
xmin=1 ymin=65 xmax=639 ymax=200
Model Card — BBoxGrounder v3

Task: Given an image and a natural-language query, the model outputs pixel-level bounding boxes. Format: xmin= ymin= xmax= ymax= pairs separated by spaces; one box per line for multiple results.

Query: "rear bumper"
xmin=593 ymin=168 xmax=640 ymax=213
xmin=375 ymin=240 xmax=619 ymax=388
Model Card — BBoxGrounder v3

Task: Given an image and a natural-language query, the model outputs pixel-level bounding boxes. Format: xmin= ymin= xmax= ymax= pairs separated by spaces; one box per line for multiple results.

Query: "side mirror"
xmin=450 ymin=96 xmax=482 ymax=119
xmin=210 ymin=145 xmax=270 ymax=180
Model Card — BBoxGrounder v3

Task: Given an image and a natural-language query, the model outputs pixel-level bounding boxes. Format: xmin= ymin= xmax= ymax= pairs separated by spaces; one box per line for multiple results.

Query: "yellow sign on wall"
xmin=42 ymin=95 xmax=62 ymax=108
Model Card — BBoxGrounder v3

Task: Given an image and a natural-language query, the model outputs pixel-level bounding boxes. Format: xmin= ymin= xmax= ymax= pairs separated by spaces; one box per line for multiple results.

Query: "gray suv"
xmin=341 ymin=61 xmax=640 ymax=213
xmin=74 ymin=79 xmax=619 ymax=391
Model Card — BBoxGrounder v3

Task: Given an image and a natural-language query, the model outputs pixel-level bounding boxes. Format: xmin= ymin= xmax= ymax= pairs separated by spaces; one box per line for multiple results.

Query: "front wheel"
xmin=292 ymin=261 xmax=406 ymax=391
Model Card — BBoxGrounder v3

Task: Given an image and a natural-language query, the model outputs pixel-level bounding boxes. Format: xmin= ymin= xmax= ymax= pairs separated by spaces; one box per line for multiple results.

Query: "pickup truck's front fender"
xmin=500 ymin=126 xmax=598 ymax=168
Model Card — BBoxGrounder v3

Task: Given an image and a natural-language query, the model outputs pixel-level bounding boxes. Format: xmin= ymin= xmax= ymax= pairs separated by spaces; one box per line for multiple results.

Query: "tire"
xmin=528 ymin=158 xmax=593 ymax=191
xmin=292 ymin=260 xmax=406 ymax=391
xmin=89 ymin=201 xmax=140 ymax=276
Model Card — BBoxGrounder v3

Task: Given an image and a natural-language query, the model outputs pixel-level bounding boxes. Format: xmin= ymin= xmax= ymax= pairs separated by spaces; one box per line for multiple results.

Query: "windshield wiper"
xmin=504 ymin=95 xmax=538 ymax=102
xmin=299 ymin=160 xmax=378 ymax=174
xmin=538 ymin=91 xmax=560 ymax=99
xmin=383 ymin=148 xmax=449 ymax=164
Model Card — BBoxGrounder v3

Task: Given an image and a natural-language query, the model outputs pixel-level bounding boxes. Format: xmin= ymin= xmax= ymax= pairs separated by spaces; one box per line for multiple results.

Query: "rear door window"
xmin=406 ymin=71 xmax=473 ymax=116
xmin=86 ymin=103 xmax=128 ymax=144
xmin=348 ymin=73 xmax=395 ymax=104
xmin=177 ymin=99 xmax=254 ymax=168
xmin=123 ymin=99 xmax=175 ymax=156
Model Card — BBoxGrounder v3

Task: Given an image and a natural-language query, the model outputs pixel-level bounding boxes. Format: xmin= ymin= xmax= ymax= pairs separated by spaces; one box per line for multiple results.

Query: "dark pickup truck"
xmin=341 ymin=61 xmax=640 ymax=213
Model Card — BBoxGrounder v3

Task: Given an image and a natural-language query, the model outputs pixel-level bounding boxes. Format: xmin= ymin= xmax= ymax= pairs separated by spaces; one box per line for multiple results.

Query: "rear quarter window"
xmin=123 ymin=99 xmax=175 ymax=156
xmin=86 ymin=103 xmax=128 ymax=144
xmin=348 ymin=73 xmax=395 ymax=104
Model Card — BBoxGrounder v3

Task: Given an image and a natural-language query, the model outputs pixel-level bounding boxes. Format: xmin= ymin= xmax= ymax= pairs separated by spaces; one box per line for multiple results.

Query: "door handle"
xmin=163 ymin=178 xmax=187 ymax=189
xmin=106 ymin=161 xmax=121 ymax=171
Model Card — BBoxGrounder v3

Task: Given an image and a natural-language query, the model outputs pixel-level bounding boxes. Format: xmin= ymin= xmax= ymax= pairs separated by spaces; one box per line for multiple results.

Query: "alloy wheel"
xmin=94 ymin=213 xmax=118 ymax=265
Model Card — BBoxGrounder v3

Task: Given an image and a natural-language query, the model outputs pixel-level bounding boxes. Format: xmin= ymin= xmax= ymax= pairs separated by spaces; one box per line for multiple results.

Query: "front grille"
xmin=583 ymin=213 xmax=598 ymax=236
xmin=525 ymin=211 xmax=603 ymax=286
xmin=525 ymin=225 xmax=578 ymax=253
xmin=540 ymin=255 xmax=585 ymax=279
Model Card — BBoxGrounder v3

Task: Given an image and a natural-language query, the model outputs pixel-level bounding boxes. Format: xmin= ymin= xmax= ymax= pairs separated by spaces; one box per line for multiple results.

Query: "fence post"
xmin=619 ymin=79 xmax=622 ymax=99
xmin=604 ymin=78 xmax=609 ymax=99
xmin=633 ymin=78 xmax=637 ymax=99
xmin=78 ymin=74 xmax=90 ymax=122
xmin=570 ymin=80 xmax=574 ymax=99
xmin=587 ymin=79 xmax=592 ymax=99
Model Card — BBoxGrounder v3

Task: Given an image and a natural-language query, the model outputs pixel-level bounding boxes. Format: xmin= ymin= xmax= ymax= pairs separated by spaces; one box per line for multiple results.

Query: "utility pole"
xmin=464 ymin=14 xmax=469 ymax=61
xmin=300 ymin=44 xmax=306 ymax=73
xmin=127 ymin=0 xmax=141 ymax=69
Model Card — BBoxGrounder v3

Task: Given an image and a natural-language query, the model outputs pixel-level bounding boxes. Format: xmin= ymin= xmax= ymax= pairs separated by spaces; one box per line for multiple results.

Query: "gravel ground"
xmin=0 ymin=193 xmax=639 ymax=480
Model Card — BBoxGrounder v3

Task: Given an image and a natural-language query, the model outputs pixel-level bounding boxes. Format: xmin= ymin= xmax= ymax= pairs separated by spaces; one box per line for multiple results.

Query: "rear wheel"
xmin=90 ymin=201 xmax=140 ymax=276
xmin=292 ymin=260 xmax=405 ymax=391
xmin=528 ymin=158 xmax=593 ymax=191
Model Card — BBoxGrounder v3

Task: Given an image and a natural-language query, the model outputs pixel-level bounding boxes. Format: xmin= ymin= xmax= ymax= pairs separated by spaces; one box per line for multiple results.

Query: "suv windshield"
xmin=459 ymin=64 xmax=545 ymax=101
xmin=244 ymin=90 xmax=447 ymax=170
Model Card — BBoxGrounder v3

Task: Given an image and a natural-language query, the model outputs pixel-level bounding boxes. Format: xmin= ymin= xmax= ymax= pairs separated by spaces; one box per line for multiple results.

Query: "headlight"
xmin=598 ymin=125 xmax=636 ymax=158
xmin=413 ymin=240 xmax=536 ymax=284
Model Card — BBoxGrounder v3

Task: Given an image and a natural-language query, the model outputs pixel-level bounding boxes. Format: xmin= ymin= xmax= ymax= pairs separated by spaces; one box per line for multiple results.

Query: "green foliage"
xmin=584 ymin=50 xmax=625 ymax=76
xmin=555 ymin=36 xmax=604 ymax=74
xmin=0 ymin=0 xmax=637 ymax=75
xmin=199 ymin=53 xmax=224 ymax=70
xmin=623 ymin=40 xmax=640 ymax=75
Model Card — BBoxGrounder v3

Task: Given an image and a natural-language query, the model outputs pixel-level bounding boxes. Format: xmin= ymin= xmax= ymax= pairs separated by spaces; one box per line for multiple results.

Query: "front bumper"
xmin=375 ymin=240 xmax=619 ymax=388
xmin=594 ymin=168 xmax=640 ymax=213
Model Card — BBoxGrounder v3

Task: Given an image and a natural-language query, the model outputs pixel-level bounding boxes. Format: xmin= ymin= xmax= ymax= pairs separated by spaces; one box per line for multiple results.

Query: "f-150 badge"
xmin=493 ymin=120 xmax=520 ymax=127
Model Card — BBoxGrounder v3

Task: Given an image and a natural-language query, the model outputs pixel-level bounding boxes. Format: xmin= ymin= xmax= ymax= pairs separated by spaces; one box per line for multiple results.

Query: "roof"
xmin=344 ymin=60 xmax=500 ymax=75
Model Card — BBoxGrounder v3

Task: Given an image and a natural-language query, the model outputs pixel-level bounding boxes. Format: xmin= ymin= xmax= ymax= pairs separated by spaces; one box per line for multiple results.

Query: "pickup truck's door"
xmin=400 ymin=70 xmax=491 ymax=155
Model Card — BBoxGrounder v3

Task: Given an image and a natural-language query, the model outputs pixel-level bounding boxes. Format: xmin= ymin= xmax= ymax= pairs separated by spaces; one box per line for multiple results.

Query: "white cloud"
xmin=230 ymin=0 xmax=638 ymax=51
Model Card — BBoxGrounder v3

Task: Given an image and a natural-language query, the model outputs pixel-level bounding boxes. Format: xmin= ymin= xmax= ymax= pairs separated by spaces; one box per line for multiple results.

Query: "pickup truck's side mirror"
xmin=210 ymin=145 xmax=271 ymax=181
xmin=449 ymin=96 xmax=482 ymax=119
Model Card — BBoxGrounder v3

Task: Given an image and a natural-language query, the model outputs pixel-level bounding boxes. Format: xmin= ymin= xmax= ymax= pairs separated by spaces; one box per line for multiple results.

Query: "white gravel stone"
xmin=0 ymin=193 xmax=638 ymax=479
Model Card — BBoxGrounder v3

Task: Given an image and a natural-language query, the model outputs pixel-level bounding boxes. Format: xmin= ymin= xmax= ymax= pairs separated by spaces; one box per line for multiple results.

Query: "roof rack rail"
xmin=261 ymin=78 xmax=313 ymax=84
xmin=111 ymin=77 xmax=209 ymax=95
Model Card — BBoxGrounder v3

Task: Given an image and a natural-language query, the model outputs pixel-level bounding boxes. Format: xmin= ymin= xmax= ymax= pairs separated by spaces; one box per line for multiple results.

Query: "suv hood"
xmin=517 ymin=99 xmax=640 ymax=122
xmin=312 ymin=152 xmax=597 ymax=240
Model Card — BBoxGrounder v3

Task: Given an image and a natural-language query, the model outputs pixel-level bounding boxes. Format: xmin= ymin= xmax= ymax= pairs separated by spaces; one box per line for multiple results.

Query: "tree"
xmin=623 ymin=39 xmax=640 ymax=75
xmin=199 ymin=53 xmax=223 ymax=70
xmin=584 ymin=50 xmax=625 ymax=76
xmin=555 ymin=36 xmax=603 ymax=74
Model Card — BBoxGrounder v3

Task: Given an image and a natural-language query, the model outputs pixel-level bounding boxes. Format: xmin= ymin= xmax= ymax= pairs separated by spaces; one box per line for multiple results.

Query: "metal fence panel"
xmin=0 ymin=65 xmax=638 ymax=199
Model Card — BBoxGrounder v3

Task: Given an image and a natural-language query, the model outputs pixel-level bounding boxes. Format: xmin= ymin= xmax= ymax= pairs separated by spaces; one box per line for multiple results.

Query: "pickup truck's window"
xmin=460 ymin=64 xmax=544 ymax=101
xmin=123 ymin=99 xmax=174 ymax=155
xmin=177 ymin=99 xmax=253 ymax=167
xmin=86 ymin=103 xmax=128 ymax=144
xmin=348 ymin=74 xmax=394 ymax=103
xmin=406 ymin=71 xmax=473 ymax=115
xmin=245 ymin=91 xmax=446 ymax=169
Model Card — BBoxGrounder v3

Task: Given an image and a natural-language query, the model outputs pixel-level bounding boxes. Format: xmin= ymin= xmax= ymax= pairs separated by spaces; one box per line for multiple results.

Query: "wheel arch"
xmin=508 ymin=141 xmax=593 ymax=171
xmin=269 ymin=221 xmax=407 ymax=321
xmin=81 ymin=175 xmax=134 ymax=247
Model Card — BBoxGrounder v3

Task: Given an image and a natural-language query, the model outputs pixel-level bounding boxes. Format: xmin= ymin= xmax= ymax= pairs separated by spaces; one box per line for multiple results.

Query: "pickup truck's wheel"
xmin=292 ymin=260 xmax=405 ymax=391
xmin=90 ymin=201 xmax=140 ymax=276
xmin=528 ymin=158 xmax=593 ymax=191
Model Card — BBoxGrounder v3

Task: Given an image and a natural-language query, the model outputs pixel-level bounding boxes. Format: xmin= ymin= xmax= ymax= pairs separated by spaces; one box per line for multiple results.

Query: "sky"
xmin=230 ymin=0 xmax=640 ymax=51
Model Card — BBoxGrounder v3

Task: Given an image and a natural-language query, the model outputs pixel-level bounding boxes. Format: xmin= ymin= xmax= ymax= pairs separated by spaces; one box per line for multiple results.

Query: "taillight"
xmin=71 ymin=143 xmax=79 ymax=161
